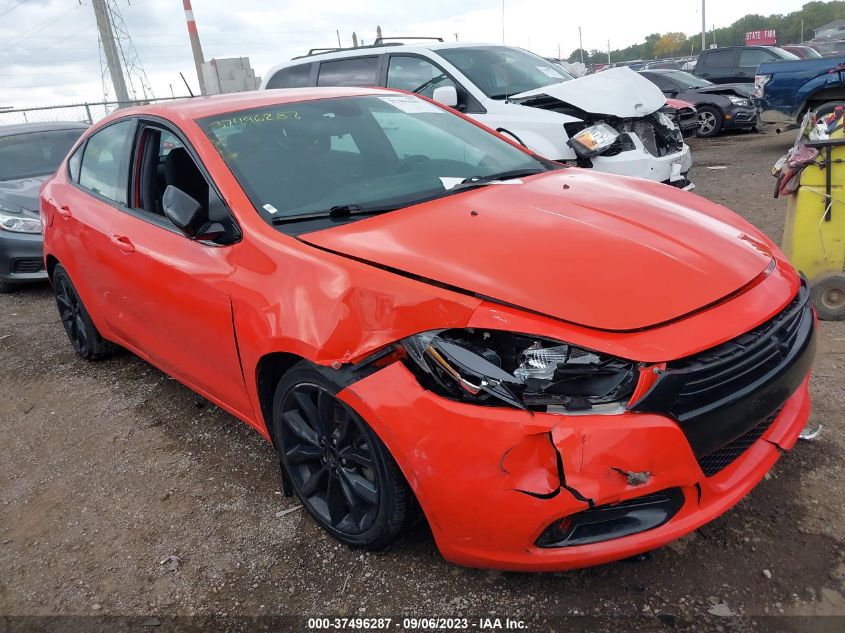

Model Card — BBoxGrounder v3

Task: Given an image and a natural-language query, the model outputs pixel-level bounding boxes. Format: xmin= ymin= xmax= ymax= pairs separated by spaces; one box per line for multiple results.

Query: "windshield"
xmin=199 ymin=95 xmax=551 ymax=223
xmin=437 ymin=46 xmax=573 ymax=99
xmin=663 ymin=70 xmax=712 ymax=88
xmin=0 ymin=128 xmax=84 ymax=181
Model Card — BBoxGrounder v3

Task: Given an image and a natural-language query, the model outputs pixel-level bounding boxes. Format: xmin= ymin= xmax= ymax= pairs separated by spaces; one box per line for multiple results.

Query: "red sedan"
xmin=40 ymin=88 xmax=815 ymax=571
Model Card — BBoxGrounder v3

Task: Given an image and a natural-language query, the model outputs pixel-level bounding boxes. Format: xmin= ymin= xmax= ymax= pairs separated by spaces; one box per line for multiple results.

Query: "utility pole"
xmin=352 ymin=31 xmax=358 ymax=47
xmin=801 ymin=19 xmax=804 ymax=42
xmin=92 ymin=0 xmax=129 ymax=103
xmin=701 ymin=0 xmax=706 ymax=52
xmin=501 ymin=0 xmax=505 ymax=45
xmin=607 ymin=39 xmax=610 ymax=64
xmin=182 ymin=0 xmax=206 ymax=95
xmin=336 ymin=29 xmax=341 ymax=47
xmin=578 ymin=26 xmax=584 ymax=64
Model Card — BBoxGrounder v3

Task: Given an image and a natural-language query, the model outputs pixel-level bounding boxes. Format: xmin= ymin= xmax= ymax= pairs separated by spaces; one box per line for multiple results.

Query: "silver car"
xmin=0 ymin=122 xmax=87 ymax=293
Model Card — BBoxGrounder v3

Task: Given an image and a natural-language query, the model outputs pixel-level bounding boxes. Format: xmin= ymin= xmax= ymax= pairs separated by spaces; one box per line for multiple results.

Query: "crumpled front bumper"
xmin=0 ymin=229 xmax=47 ymax=283
xmin=591 ymin=140 xmax=693 ymax=185
xmin=339 ymin=362 xmax=810 ymax=571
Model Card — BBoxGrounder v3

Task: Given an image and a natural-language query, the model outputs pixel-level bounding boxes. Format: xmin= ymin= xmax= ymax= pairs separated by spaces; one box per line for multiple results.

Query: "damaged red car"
xmin=41 ymin=88 xmax=815 ymax=571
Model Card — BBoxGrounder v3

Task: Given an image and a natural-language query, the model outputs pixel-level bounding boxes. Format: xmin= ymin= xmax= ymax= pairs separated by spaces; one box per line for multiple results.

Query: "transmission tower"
xmin=93 ymin=0 xmax=154 ymax=103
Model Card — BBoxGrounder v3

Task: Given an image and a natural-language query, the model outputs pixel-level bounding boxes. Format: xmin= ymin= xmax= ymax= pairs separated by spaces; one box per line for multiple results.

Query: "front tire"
xmin=696 ymin=106 xmax=723 ymax=138
xmin=53 ymin=264 xmax=118 ymax=360
xmin=272 ymin=363 xmax=413 ymax=550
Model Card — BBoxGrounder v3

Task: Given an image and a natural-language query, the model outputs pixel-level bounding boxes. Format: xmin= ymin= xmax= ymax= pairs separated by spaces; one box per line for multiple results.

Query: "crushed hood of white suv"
xmin=511 ymin=67 xmax=667 ymax=118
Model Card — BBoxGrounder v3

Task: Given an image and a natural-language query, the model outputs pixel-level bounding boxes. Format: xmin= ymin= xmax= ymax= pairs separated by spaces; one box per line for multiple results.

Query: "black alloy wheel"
xmin=272 ymin=364 xmax=413 ymax=549
xmin=52 ymin=264 xmax=117 ymax=360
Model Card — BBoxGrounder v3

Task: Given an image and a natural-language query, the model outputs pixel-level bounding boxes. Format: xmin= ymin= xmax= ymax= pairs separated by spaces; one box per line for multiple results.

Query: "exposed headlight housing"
xmin=728 ymin=95 xmax=754 ymax=108
xmin=0 ymin=208 xmax=42 ymax=234
xmin=567 ymin=123 xmax=620 ymax=158
xmin=401 ymin=329 xmax=640 ymax=412
xmin=753 ymin=74 xmax=771 ymax=99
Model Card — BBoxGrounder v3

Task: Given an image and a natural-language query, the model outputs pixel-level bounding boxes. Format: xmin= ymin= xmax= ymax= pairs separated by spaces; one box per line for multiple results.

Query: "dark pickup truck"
xmin=754 ymin=55 xmax=845 ymax=125
xmin=694 ymin=46 xmax=798 ymax=83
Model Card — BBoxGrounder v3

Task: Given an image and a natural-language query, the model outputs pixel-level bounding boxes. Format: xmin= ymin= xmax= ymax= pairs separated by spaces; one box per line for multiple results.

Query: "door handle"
xmin=110 ymin=235 xmax=135 ymax=253
xmin=57 ymin=204 xmax=72 ymax=218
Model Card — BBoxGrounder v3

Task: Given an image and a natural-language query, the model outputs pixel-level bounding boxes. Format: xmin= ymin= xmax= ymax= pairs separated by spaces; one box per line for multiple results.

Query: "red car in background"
xmin=41 ymin=88 xmax=815 ymax=571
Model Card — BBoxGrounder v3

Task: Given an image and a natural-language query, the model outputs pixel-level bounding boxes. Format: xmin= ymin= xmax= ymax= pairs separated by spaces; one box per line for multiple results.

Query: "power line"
xmin=0 ymin=0 xmax=29 ymax=20
xmin=0 ymin=3 xmax=83 ymax=52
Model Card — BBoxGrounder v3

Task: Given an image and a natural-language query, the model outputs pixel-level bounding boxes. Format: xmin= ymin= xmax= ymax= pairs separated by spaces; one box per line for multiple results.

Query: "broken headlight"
xmin=401 ymin=329 xmax=639 ymax=412
xmin=567 ymin=123 xmax=620 ymax=158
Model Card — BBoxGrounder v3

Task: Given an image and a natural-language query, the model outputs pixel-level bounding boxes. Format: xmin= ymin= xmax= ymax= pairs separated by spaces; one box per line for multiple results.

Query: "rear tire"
xmin=53 ymin=264 xmax=118 ymax=360
xmin=696 ymin=106 xmax=723 ymax=138
xmin=272 ymin=362 xmax=413 ymax=550
xmin=811 ymin=274 xmax=845 ymax=321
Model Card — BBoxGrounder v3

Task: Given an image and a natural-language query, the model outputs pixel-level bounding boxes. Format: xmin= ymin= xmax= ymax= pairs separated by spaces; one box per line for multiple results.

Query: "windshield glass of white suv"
xmin=438 ymin=46 xmax=573 ymax=99
xmin=0 ymin=129 xmax=84 ymax=181
xmin=200 ymin=95 xmax=552 ymax=222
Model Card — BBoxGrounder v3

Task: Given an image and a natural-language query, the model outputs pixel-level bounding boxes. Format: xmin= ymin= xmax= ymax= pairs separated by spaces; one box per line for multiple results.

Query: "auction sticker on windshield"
xmin=378 ymin=95 xmax=444 ymax=114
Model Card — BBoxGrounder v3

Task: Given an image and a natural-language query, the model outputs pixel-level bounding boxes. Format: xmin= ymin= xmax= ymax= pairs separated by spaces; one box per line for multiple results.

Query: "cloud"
xmin=0 ymin=0 xmax=811 ymax=109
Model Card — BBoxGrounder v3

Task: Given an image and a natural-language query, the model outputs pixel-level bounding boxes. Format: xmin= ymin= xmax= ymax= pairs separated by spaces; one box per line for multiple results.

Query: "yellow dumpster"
xmin=781 ymin=102 xmax=845 ymax=320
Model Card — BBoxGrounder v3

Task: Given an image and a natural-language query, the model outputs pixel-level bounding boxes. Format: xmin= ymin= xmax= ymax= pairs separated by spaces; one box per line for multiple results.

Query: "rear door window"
xmin=78 ymin=120 xmax=136 ymax=204
xmin=702 ymin=49 xmax=734 ymax=67
xmin=317 ymin=57 xmax=379 ymax=87
xmin=266 ymin=63 xmax=313 ymax=89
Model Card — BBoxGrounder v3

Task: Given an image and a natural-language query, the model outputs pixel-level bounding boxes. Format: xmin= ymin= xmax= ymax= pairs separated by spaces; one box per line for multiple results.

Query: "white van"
xmin=261 ymin=41 xmax=693 ymax=187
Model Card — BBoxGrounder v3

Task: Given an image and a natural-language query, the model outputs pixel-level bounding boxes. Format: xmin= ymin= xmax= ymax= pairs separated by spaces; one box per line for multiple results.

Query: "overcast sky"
xmin=0 ymin=0 xmax=820 ymax=108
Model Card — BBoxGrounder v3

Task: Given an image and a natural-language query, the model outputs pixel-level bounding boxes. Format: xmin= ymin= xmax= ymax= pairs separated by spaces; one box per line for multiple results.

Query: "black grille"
xmin=669 ymin=290 xmax=806 ymax=407
xmin=696 ymin=410 xmax=780 ymax=477
xmin=631 ymin=280 xmax=815 ymax=458
xmin=11 ymin=258 xmax=44 ymax=274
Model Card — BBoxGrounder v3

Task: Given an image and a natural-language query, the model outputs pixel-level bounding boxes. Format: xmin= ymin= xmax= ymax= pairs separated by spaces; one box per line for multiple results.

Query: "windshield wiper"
xmin=271 ymin=204 xmax=399 ymax=225
xmin=446 ymin=168 xmax=548 ymax=192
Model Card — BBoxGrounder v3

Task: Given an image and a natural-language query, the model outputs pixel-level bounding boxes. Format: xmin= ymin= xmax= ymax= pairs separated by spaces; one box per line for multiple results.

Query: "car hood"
xmin=0 ymin=175 xmax=47 ymax=216
xmin=693 ymin=83 xmax=755 ymax=98
xmin=510 ymin=67 xmax=667 ymax=118
xmin=299 ymin=170 xmax=774 ymax=331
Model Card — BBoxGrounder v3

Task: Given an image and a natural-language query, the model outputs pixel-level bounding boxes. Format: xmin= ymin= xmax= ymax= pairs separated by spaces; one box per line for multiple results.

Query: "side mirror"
xmin=432 ymin=85 xmax=459 ymax=108
xmin=163 ymin=185 xmax=229 ymax=242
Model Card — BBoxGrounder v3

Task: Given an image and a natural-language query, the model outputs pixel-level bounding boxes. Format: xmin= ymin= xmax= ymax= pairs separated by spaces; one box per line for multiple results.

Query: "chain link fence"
xmin=0 ymin=97 xmax=192 ymax=126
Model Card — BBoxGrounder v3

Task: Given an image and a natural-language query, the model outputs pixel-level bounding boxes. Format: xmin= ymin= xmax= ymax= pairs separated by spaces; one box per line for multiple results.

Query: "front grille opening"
xmin=11 ymin=258 xmax=44 ymax=274
xmin=697 ymin=409 xmax=781 ymax=477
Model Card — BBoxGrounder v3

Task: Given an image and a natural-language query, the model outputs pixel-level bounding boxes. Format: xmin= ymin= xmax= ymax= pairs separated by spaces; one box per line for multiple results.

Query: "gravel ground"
xmin=1 ymin=130 xmax=843 ymax=632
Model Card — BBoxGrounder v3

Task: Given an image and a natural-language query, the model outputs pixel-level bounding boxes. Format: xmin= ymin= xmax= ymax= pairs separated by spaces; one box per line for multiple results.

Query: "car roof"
xmin=106 ymin=87 xmax=398 ymax=123
xmin=0 ymin=121 xmax=89 ymax=136
xmin=267 ymin=42 xmax=525 ymax=74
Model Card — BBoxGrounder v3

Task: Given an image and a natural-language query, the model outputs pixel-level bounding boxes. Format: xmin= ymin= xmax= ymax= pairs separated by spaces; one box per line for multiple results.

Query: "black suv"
xmin=693 ymin=46 xmax=798 ymax=83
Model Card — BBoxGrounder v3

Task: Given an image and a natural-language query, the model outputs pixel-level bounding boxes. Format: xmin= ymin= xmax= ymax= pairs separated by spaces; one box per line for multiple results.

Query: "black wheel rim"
xmin=55 ymin=276 xmax=87 ymax=354
xmin=280 ymin=384 xmax=379 ymax=535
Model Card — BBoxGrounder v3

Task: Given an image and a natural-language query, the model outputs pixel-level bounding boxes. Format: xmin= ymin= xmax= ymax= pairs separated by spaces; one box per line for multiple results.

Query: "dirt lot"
xmin=1 ymin=131 xmax=843 ymax=632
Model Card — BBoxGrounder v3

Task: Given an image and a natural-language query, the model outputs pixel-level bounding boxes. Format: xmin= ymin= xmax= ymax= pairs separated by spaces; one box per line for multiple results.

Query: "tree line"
xmin=566 ymin=0 xmax=845 ymax=63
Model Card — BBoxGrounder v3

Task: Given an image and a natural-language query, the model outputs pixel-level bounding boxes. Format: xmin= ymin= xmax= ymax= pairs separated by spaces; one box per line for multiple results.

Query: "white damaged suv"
xmin=261 ymin=42 xmax=693 ymax=187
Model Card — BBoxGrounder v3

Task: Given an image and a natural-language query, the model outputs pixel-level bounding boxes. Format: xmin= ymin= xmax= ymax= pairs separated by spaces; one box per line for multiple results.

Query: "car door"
xmin=50 ymin=119 xmax=137 ymax=324
xmin=101 ymin=121 xmax=253 ymax=419
xmin=696 ymin=49 xmax=736 ymax=83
